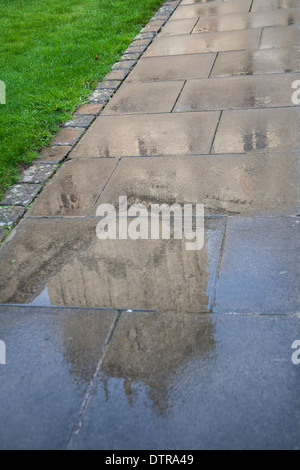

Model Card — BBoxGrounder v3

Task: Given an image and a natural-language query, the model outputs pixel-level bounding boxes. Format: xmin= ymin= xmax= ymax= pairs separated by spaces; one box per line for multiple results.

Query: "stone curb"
xmin=0 ymin=1 xmax=180 ymax=238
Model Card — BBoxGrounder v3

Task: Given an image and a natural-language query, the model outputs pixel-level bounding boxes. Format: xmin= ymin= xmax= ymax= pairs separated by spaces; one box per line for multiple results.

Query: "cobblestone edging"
xmin=0 ymin=0 xmax=180 ymax=244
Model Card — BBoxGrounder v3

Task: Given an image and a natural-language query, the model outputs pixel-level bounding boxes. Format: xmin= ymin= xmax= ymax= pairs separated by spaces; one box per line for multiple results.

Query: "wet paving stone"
xmin=0 ymin=305 xmax=117 ymax=450
xmin=37 ymin=146 xmax=72 ymax=163
xmin=158 ymin=18 xmax=198 ymax=35
xmin=126 ymin=54 xmax=216 ymax=82
xmin=51 ymin=128 xmax=84 ymax=146
xmin=0 ymin=184 xmax=42 ymax=207
xmin=192 ymin=9 xmax=300 ymax=33
xmin=69 ymin=112 xmax=220 ymax=158
xmin=18 ymin=163 xmax=57 ymax=184
xmin=26 ymin=159 xmax=117 ymax=217
xmin=211 ymin=47 xmax=300 ymax=77
xmin=170 ymin=0 xmax=252 ymax=20
xmin=0 ymin=217 xmax=225 ymax=312
xmin=144 ymin=29 xmax=261 ymax=57
xmin=260 ymin=25 xmax=300 ymax=49
xmin=69 ymin=311 xmax=300 ymax=450
xmin=215 ymin=216 xmax=300 ymax=314
xmin=212 ymin=107 xmax=300 ymax=154
xmin=0 ymin=206 xmax=26 ymax=227
xmin=74 ymin=103 xmax=104 ymax=115
xmin=97 ymin=153 xmax=299 ymax=216
xmin=102 ymin=81 xmax=184 ymax=115
xmin=252 ymin=0 xmax=300 ymax=12
xmin=174 ymin=73 xmax=300 ymax=111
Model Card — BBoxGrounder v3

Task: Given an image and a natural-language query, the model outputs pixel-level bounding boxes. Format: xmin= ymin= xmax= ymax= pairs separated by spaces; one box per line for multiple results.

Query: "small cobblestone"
xmin=0 ymin=206 xmax=26 ymax=226
xmin=0 ymin=184 xmax=42 ymax=207
xmin=65 ymin=115 xmax=95 ymax=128
xmin=0 ymin=227 xmax=8 ymax=243
xmin=89 ymin=89 xmax=113 ymax=103
xmin=51 ymin=128 xmax=84 ymax=146
xmin=18 ymin=164 xmax=57 ymax=184
xmin=75 ymin=103 xmax=104 ymax=115
xmin=37 ymin=146 xmax=72 ymax=163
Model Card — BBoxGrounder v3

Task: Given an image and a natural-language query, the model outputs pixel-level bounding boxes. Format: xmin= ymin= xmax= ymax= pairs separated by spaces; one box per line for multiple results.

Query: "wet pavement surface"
xmin=0 ymin=0 xmax=299 ymax=450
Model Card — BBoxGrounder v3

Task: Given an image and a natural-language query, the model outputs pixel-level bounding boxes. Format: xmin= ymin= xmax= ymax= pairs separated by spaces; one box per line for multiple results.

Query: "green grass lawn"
xmin=0 ymin=0 xmax=163 ymax=198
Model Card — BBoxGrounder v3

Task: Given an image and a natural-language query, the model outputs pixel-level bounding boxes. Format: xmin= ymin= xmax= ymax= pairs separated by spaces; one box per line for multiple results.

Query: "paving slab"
xmin=97 ymin=153 xmax=299 ymax=216
xmin=215 ymin=216 xmax=300 ymax=314
xmin=51 ymin=128 xmax=84 ymax=146
xmin=170 ymin=0 xmax=252 ymax=20
xmin=0 ymin=305 xmax=117 ymax=450
xmin=102 ymin=81 xmax=184 ymax=115
xmin=211 ymin=48 xmax=300 ymax=77
xmin=126 ymin=54 xmax=217 ymax=82
xmin=0 ymin=216 xmax=226 ymax=312
xmin=143 ymin=29 xmax=261 ymax=57
xmin=260 ymin=25 xmax=300 ymax=49
xmin=192 ymin=9 xmax=300 ymax=33
xmin=174 ymin=73 xmax=300 ymax=111
xmin=69 ymin=112 xmax=220 ymax=158
xmin=158 ymin=18 xmax=198 ymax=36
xmin=26 ymin=159 xmax=117 ymax=217
xmin=37 ymin=145 xmax=72 ymax=163
xmin=252 ymin=0 xmax=300 ymax=12
xmin=212 ymin=107 xmax=300 ymax=154
xmin=69 ymin=311 xmax=300 ymax=450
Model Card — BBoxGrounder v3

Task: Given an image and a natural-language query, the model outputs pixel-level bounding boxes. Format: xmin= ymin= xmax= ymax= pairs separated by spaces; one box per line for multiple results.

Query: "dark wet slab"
xmin=215 ymin=216 xmax=300 ymax=314
xmin=260 ymin=25 xmax=300 ymax=49
xmin=252 ymin=0 xmax=300 ymax=12
xmin=174 ymin=73 xmax=300 ymax=111
xmin=212 ymin=107 xmax=300 ymax=154
xmin=0 ymin=217 xmax=225 ymax=312
xmin=211 ymin=48 xmax=300 ymax=77
xmin=102 ymin=81 xmax=184 ymax=115
xmin=192 ymin=9 xmax=300 ymax=33
xmin=97 ymin=153 xmax=299 ymax=216
xmin=170 ymin=0 xmax=252 ymax=20
xmin=69 ymin=112 xmax=220 ymax=158
xmin=69 ymin=311 xmax=300 ymax=450
xmin=126 ymin=54 xmax=216 ymax=82
xmin=26 ymin=159 xmax=117 ymax=217
xmin=0 ymin=305 xmax=117 ymax=449
xmin=158 ymin=18 xmax=198 ymax=36
xmin=143 ymin=30 xmax=260 ymax=57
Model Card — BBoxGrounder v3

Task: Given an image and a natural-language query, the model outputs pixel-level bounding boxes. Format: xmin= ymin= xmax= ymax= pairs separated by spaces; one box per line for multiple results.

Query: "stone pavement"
xmin=0 ymin=0 xmax=299 ymax=450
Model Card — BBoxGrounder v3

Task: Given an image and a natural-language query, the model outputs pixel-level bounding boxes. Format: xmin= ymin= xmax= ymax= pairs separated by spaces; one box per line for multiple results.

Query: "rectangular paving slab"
xmin=158 ymin=18 xmax=198 ymax=36
xmin=252 ymin=0 xmax=300 ymax=11
xmin=69 ymin=311 xmax=300 ymax=450
xmin=0 ymin=305 xmax=117 ymax=450
xmin=174 ymin=73 xmax=300 ymax=111
xmin=126 ymin=53 xmax=217 ymax=82
xmin=96 ymin=153 xmax=299 ymax=216
xmin=192 ymin=9 xmax=300 ymax=33
xmin=260 ymin=25 xmax=300 ymax=49
xmin=215 ymin=216 xmax=300 ymax=314
xmin=170 ymin=0 xmax=252 ymax=20
xmin=212 ymin=107 xmax=300 ymax=154
xmin=26 ymin=159 xmax=117 ymax=217
xmin=69 ymin=112 xmax=220 ymax=158
xmin=0 ymin=216 xmax=225 ymax=313
xmin=102 ymin=81 xmax=184 ymax=115
xmin=211 ymin=48 xmax=300 ymax=77
xmin=143 ymin=29 xmax=261 ymax=56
